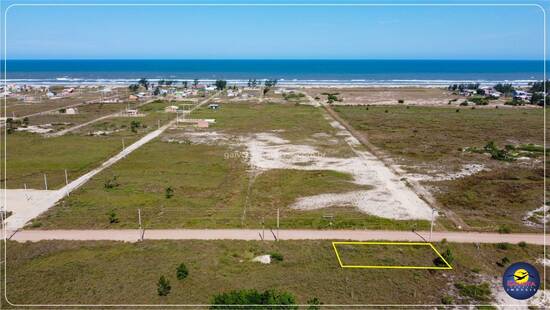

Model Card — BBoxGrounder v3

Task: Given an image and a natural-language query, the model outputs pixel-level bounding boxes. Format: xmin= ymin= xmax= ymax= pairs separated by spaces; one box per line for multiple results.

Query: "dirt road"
xmin=7 ymin=229 xmax=545 ymax=245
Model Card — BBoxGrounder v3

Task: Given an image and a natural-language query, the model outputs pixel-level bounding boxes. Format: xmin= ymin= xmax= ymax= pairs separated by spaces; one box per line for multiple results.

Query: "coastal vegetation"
xmin=5 ymin=240 xmax=546 ymax=305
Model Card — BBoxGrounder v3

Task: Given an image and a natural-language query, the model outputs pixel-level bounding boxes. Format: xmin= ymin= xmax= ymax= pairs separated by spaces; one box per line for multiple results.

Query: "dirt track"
xmin=7 ymin=229 xmax=546 ymax=245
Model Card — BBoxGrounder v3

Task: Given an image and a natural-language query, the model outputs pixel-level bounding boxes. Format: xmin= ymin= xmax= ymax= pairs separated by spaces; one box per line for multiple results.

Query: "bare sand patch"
xmin=407 ymin=164 xmax=487 ymax=182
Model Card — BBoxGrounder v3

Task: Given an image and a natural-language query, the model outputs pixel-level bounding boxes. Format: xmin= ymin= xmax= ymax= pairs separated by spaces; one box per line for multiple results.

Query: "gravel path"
xmin=7 ymin=229 xmax=546 ymax=245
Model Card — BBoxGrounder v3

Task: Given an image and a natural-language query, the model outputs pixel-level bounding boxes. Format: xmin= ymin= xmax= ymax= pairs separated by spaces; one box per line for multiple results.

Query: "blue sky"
xmin=1 ymin=0 xmax=547 ymax=60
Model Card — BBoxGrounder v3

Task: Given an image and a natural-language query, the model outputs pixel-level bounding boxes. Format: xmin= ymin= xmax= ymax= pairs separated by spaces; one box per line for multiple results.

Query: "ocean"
xmin=2 ymin=59 xmax=547 ymax=86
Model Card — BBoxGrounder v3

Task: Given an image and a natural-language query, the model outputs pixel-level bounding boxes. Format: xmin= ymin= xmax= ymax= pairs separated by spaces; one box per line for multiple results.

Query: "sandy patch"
xmin=252 ymin=255 xmax=271 ymax=264
xmin=245 ymin=132 xmax=433 ymax=220
xmin=523 ymin=205 xmax=549 ymax=228
xmin=407 ymin=164 xmax=487 ymax=182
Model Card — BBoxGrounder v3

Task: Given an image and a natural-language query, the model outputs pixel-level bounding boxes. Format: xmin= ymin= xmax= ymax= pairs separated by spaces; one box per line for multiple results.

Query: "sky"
xmin=1 ymin=0 xmax=547 ymax=60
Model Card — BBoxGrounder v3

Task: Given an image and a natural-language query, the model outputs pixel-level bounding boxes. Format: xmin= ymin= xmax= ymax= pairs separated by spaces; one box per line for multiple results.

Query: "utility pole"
xmin=43 ymin=174 xmax=48 ymax=190
xmin=429 ymin=208 xmax=435 ymax=242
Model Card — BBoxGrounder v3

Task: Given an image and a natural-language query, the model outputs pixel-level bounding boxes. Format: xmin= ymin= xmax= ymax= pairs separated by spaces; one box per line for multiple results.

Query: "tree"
xmin=130 ymin=120 xmax=141 ymax=133
xmin=176 ymin=263 xmax=189 ymax=280
xmin=264 ymin=79 xmax=278 ymax=87
xmin=157 ymin=276 xmax=171 ymax=296
xmin=158 ymin=79 xmax=165 ymax=86
xmin=193 ymin=79 xmax=199 ymax=87
xmin=138 ymin=78 xmax=149 ymax=90
xmin=494 ymin=83 xmax=514 ymax=96
xmin=22 ymin=117 xmax=29 ymax=126
xmin=182 ymin=81 xmax=188 ymax=88
xmin=153 ymin=86 xmax=161 ymax=96
xmin=214 ymin=80 xmax=227 ymax=90
xmin=128 ymin=84 xmax=139 ymax=92
xmin=433 ymin=248 xmax=454 ymax=267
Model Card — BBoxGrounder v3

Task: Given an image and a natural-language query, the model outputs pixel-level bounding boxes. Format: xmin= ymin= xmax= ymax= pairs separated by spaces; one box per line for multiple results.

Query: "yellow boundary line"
xmin=332 ymin=241 xmax=453 ymax=270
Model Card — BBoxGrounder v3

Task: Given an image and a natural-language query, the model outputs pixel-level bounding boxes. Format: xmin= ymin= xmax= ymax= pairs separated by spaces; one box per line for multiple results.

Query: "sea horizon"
xmin=2 ymin=59 xmax=547 ymax=87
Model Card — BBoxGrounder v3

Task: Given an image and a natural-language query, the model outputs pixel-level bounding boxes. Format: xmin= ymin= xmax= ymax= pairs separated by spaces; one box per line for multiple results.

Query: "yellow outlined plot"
xmin=332 ymin=241 xmax=453 ymax=270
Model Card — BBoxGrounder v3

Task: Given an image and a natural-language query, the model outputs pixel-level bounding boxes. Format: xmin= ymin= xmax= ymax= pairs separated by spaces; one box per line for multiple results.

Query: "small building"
xmin=65 ymin=108 xmax=78 ymax=115
xmin=165 ymin=105 xmax=179 ymax=113
xmin=208 ymin=103 xmax=219 ymax=110
xmin=128 ymin=94 xmax=139 ymax=101
xmin=126 ymin=109 xmax=139 ymax=116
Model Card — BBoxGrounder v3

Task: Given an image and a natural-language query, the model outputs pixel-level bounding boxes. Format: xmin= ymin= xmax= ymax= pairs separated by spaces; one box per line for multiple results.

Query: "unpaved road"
xmin=7 ymin=229 xmax=545 ymax=245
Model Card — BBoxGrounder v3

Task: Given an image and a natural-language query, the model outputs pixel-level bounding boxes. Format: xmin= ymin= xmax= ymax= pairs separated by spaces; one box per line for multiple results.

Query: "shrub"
xmin=270 ymin=252 xmax=284 ymax=262
xmin=518 ymin=241 xmax=527 ymax=248
xmin=165 ymin=187 xmax=174 ymax=199
xmin=498 ymin=225 xmax=511 ymax=234
xmin=176 ymin=263 xmax=189 ymax=280
xmin=470 ymin=97 xmax=489 ymax=105
xmin=104 ymin=175 xmax=120 ymax=189
xmin=497 ymin=256 xmax=510 ymax=267
xmin=397 ymin=99 xmax=404 ymax=104
xmin=454 ymin=282 xmax=491 ymax=301
xmin=108 ymin=211 xmax=119 ymax=224
xmin=459 ymin=101 xmax=468 ymax=106
xmin=496 ymin=242 xmax=510 ymax=250
xmin=130 ymin=120 xmax=141 ymax=133
xmin=307 ymin=297 xmax=322 ymax=309
xmin=434 ymin=248 xmax=454 ymax=267
xmin=211 ymin=289 xmax=296 ymax=308
xmin=441 ymin=295 xmax=454 ymax=304
xmin=157 ymin=275 xmax=171 ymax=296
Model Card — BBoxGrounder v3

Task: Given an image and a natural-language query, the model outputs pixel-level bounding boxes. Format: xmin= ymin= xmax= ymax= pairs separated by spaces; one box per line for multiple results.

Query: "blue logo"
xmin=503 ymin=262 xmax=540 ymax=300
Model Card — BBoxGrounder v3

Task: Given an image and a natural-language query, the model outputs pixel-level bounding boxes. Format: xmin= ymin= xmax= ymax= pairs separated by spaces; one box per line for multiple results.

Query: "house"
xmin=208 ymin=103 xmax=220 ymax=110
xmin=165 ymin=105 xmax=179 ymax=113
xmin=128 ymin=95 xmax=139 ymax=101
xmin=126 ymin=109 xmax=139 ymax=116
xmin=513 ymin=90 xmax=532 ymax=102
xmin=65 ymin=108 xmax=78 ymax=115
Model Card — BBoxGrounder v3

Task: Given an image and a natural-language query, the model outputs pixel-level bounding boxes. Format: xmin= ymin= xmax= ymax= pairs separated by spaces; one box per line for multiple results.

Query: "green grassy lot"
xmin=333 ymin=106 xmax=544 ymax=232
xmin=4 ymin=240 xmax=546 ymax=305
xmin=2 ymin=132 xmax=138 ymax=190
xmin=30 ymin=140 xmax=375 ymax=229
xmin=191 ymin=101 xmax=354 ymax=157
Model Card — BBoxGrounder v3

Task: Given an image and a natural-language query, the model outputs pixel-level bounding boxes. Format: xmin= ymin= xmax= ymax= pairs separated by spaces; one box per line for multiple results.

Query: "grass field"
xmin=30 ymin=102 xmax=429 ymax=230
xmin=333 ymin=106 xmax=545 ymax=232
xmin=29 ymin=140 xmax=381 ymax=229
xmin=4 ymin=240 xmax=546 ymax=305
xmin=2 ymin=132 xmax=139 ymax=190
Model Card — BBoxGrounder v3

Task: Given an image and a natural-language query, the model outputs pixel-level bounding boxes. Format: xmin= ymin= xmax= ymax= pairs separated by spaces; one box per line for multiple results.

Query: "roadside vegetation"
xmin=5 ymin=240 xmax=546 ymax=305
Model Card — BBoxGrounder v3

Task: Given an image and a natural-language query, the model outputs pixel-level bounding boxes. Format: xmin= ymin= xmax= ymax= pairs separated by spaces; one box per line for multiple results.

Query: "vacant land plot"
xmin=4 ymin=240 xmax=546 ymax=305
xmin=334 ymin=105 xmax=544 ymax=232
xmin=32 ymin=102 xmax=429 ymax=230
xmin=304 ymin=87 xmax=459 ymax=106
xmin=4 ymin=90 xmax=103 ymax=117
xmin=2 ymin=132 xmax=139 ymax=190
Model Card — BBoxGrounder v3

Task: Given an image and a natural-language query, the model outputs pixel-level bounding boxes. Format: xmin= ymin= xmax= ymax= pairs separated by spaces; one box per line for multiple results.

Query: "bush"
xmin=497 ymin=256 xmax=510 ymax=267
xmin=104 ymin=175 xmax=120 ymax=189
xmin=441 ymin=295 xmax=454 ymax=304
xmin=211 ymin=289 xmax=297 ymax=308
xmin=459 ymin=101 xmax=468 ymax=106
xmin=454 ymin=282 xmax=491 ymax=301
xmin=469 ymin=96 xmax=489 ymax=105
xmin=270 ymin=252 xmax=284 ymax=262
xmin=434 ymin=248 xmax=454 ymax=267
xmin=176 ymin=263 xmax=189 ymax=280
xmin=397 ymin=99 xmax=404 ymax=104
xmin=496 ymin=242 xmax=510 ymax=250
xmin=498 ymin=225 xmax=511 ymax=234
xmin=518 ymin=241 xmax=527 ymax=248
xmin=157 ymin=275 xmax=171 ymax=296
xmin=307 ymin=297 xmax=322 ymax=309
xmin=108 ymin=211 xmax=119 ymax=224
xmin=165 ymin=187 xmax=174 ymax=199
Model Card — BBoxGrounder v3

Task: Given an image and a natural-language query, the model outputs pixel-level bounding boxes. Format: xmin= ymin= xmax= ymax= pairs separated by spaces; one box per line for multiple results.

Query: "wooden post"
xmin=64 ymin=169 xmax=69 ymax=185
xmin=276 ymin=208 xmax=280 ymax=240
xmin=43 ymin=174 xmax=48 ymax=190
xmin=157 ymin=119 xmax=160 ymax=129
xmin=429 ymin=209 xmax=435 ymax=242
xmin=122 ymin=138 xmax=125 ymax=151
xmin=262 ymin=217 xmax=265 ymax=241
xmin=138 ymin=208 xmax=143 ymax=241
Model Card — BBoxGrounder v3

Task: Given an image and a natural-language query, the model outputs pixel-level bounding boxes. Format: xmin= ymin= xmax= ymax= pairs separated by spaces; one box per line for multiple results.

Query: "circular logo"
xmin=503 ymin=262 xmax=540 ymax=300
